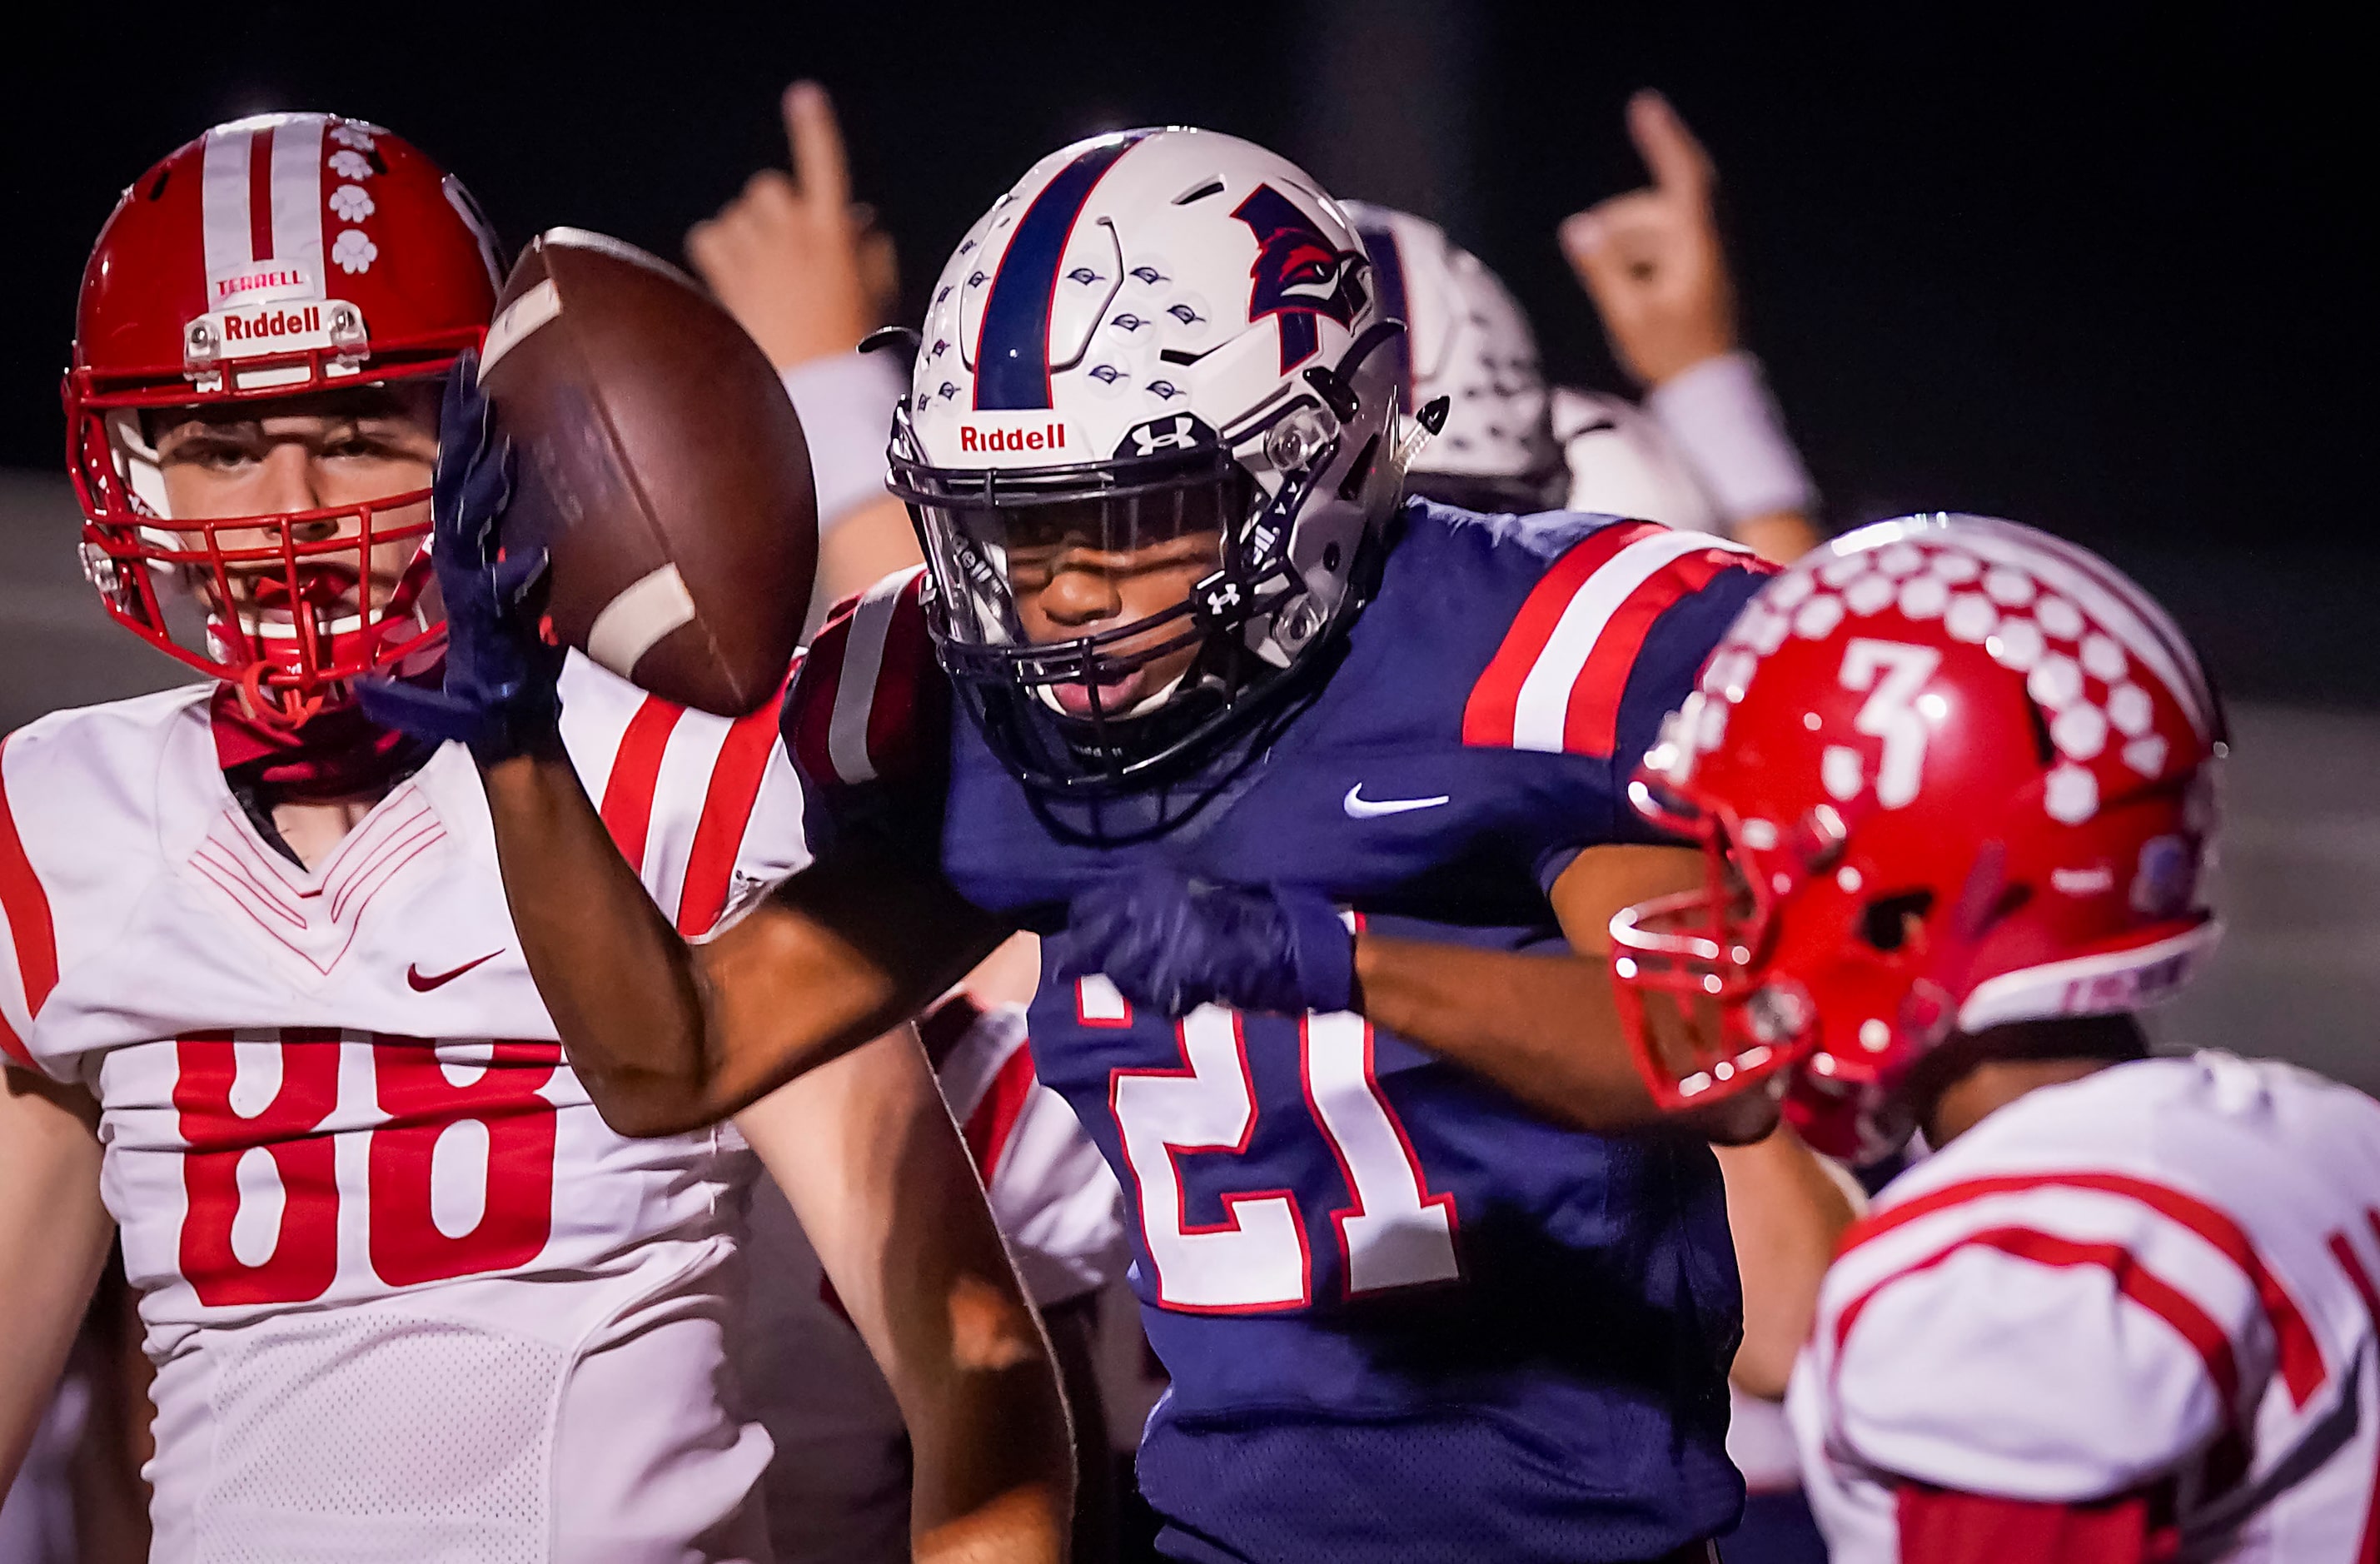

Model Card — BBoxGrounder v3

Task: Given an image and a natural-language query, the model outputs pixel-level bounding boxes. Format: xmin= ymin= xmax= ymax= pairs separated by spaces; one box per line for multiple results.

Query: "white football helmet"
xmin=1343 ymin=203 xmax=1563 ymax=514
xmin=889 ymin=128 xmax=1414 ymax=792
xmin=1551 ymin=386 xmax=1723 ymax=532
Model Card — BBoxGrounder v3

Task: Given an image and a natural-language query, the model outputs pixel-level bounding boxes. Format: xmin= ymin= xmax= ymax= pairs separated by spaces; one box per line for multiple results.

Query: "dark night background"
xmin=0 ymin=2 xmax=2368 ymax=700
xmin=0 ymin=12 xmax=2368 ymax=1118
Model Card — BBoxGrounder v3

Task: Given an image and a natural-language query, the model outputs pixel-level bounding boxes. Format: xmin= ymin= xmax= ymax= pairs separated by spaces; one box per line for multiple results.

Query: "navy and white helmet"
xmin=890 ymin=128 xmax=1414 ymax=792
xmin=1344 ymin=203 xmax=1562 ymax=515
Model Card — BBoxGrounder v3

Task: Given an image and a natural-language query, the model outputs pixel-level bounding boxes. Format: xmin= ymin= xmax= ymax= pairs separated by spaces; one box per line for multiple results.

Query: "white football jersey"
xmin=0 ymin=656 xmax=807 ymax=1564
xmin=1790 ymin=1052 xmax=2380 ymax=1562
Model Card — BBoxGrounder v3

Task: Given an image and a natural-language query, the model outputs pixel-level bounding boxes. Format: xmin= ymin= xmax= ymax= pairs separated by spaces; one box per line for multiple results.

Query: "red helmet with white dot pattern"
xmin=1609 ymin=514 xmax=2223 ymax=1159
xmin=65 ymin=112 xmax=500 ymax=724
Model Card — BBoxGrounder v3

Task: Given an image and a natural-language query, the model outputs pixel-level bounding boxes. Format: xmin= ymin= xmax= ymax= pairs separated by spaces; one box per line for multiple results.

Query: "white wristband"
xmin=779 ymin=350 xmax=908 ymax=535
xmin=1646 ymin=351 xmax=1819 ymax=525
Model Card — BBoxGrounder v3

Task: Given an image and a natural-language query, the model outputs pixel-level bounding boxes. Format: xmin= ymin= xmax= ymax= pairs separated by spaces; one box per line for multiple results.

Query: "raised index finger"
xmin=781 ymin=80 xmax=851 ymax=216
xmin=1627 ymin=89 xmax=1712 ymax=198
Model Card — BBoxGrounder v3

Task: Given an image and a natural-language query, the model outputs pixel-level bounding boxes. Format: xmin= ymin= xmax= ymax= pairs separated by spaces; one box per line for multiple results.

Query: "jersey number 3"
xmin=1106 ymin=994 xmax=1460 ymax=1312
xmin=173 ymin=1031 xmax=560 ymax=1307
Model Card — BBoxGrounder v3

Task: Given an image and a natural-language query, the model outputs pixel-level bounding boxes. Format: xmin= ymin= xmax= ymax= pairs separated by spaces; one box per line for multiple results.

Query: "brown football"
xmin=477 ymin=228 xmax=816 ymax=716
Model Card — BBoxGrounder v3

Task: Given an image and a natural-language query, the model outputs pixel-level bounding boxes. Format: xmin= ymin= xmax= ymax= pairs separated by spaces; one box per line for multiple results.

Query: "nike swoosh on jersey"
xmin=1342 ymin=784 xmax=1451 ymax=819
xmin=406 ymin=950 xmax=504 ymax=992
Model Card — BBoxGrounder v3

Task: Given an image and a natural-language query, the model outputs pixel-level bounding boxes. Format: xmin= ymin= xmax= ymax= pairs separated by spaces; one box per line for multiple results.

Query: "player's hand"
xmin=358 ymin=352 xmax=564 ymax=762
xmin=686 ymin=81 xmax=896 ymax=371
xmin=1053 ymin=868 xmax=1355 ymax=1018
xmin=1560 ymin=91 xmax=1737 ymax=388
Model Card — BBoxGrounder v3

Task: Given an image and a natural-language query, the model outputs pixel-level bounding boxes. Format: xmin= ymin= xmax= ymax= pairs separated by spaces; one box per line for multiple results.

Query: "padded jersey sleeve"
xmin=1803 ymin=1173 xmax=2268 ymax=1503
xmin=1453 ymin=517 xmax=1775 ymax=891
xmin=778 ymin=567 xmax=952 ymax=873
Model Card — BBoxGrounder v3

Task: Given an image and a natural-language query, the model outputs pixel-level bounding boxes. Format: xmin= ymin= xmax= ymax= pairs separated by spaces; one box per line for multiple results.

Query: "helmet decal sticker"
xmin=1232 ymin=184 xmax=1369 ymax=371
xmin=331 ymin=230 xmax=377 ymax=275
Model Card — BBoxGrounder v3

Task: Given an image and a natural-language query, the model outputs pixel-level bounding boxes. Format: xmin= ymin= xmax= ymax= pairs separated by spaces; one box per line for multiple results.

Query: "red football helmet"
xmin=1609 ymin=515 xmax=2223 ymax=1159
xmin=65 ymin=112 xmax=500 ymax=724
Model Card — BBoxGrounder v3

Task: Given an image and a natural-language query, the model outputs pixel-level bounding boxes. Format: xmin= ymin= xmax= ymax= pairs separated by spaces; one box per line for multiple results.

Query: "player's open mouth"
xmin=1051 ymin=669 xmax=1146 ymax=718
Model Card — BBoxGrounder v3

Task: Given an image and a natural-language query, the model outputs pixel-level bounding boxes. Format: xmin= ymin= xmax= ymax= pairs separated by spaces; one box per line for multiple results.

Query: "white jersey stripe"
xmin=643 ymin=711 xmax=733 ymax=927
xmin=268 ymin=115 xmax=325 ymax=278
xmin=1510 ymin=529 xmax=1734 ymax=753
xmin=825 ymin=571 xmax=914 ymax=784
xmin=199 ymin=127 xmax=254 ymax=282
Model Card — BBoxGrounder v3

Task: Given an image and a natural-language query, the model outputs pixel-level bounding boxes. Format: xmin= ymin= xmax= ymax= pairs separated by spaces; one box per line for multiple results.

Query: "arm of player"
xmin=0 ymin=1068 xmax=113 ymax=1492
xmin=1352 ymin=841 xmax=1778 ymax=1138
xmin=1715 ymin=1123 xmax=1860 ymax=1398
xmin=481 ymin=747 xmax=1009 ymax=1136
xmin=1560 ymin=91 xmax=1820 ymax=563
xmin=682 ymin=80 xmax=921 ymax=612
xmin=736 ymin=1027 xmax=1073 ymax=1563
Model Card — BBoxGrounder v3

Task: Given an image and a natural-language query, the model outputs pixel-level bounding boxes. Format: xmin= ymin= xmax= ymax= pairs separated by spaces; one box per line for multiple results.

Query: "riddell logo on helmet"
xmin=222 ymin=306 xmax=325 ymax=344
xmin=958 ymin=420 xmax=1073 ymax=455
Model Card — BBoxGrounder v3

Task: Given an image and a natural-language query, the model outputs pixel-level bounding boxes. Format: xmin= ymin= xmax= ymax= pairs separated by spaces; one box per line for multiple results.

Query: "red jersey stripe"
xmin=0 ymin=736 xmax=60 ymax=1039
xmin=1844 ymin=1171 xmax=2326 ymax=1407
xmin=1561 ymin=549 xmax=1742 ymax=755
xmin=1461 ymin=521 xmax=1662 ymax=749
xmin=1834 ymin=1224 xmax=2240 ymax=1411
xmin=599 ymin=696 xmax=683 ymax=873
xmin=962 ymin=1044 xmax=1040 ymax=1185
xmin=676 ymin=693 xmax=787 ymax=936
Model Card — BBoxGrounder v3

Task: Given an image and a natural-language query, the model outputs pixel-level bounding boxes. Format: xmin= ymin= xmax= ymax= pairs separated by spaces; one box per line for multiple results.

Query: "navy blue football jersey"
xmin=785 ymin=501 xmax=1777 ymax=1563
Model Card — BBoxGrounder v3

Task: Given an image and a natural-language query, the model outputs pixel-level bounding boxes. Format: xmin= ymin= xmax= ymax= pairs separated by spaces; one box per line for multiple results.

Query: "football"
xmin=476 ymin=227 xmax=817 ymax=716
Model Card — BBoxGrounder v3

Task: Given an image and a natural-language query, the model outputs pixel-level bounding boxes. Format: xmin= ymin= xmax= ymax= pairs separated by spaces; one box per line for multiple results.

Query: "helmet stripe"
xmin=200 ymin=125 xmax=256 ymax=279
xmin=973 ymin=133 xmax=1146 ymax=411
xmin=268 ymin=115 xmax=326 ymax=283
xmin=1352 ymin=215 xmax=1412 ymax=414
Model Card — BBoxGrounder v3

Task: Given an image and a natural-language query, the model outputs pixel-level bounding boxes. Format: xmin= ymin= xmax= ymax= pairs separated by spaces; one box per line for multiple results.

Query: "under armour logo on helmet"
xmin=1118 ymin=413 xmax=1217 ymax=461
xmin=1132 ymin=415 xmax=1200 ymax=456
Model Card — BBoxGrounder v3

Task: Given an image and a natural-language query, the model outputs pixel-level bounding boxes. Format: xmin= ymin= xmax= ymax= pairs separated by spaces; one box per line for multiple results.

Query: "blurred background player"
xmin=0 ymin=112 xmax=1066 ymax=1562
xmin=406 ymin=122 xmax=1874 ymax=1563
xmin=1611 ymin=513 xmax=2380 ymax=1561
xmin=1559 ymin=92 xmax=1822 ymax=565
xmin=685 ymin=82 xmax=916 ymax=618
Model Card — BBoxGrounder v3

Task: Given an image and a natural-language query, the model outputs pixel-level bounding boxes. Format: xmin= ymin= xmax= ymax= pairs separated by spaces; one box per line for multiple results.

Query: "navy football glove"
xmin=359 ymin=351 xmax=565 ymax=762
xmin=1053 ymin=867 xmax=1356 ymax=1018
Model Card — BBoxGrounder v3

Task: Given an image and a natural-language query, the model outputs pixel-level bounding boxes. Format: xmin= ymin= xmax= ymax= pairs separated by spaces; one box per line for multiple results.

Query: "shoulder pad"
xmin=1461 ymin=518 xmax=1775 ymax=756
xmin=1815 ymin=1163 xmax=2330 ymax=1497
xmin=782 ymin=567 xmax=949 ymax=794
